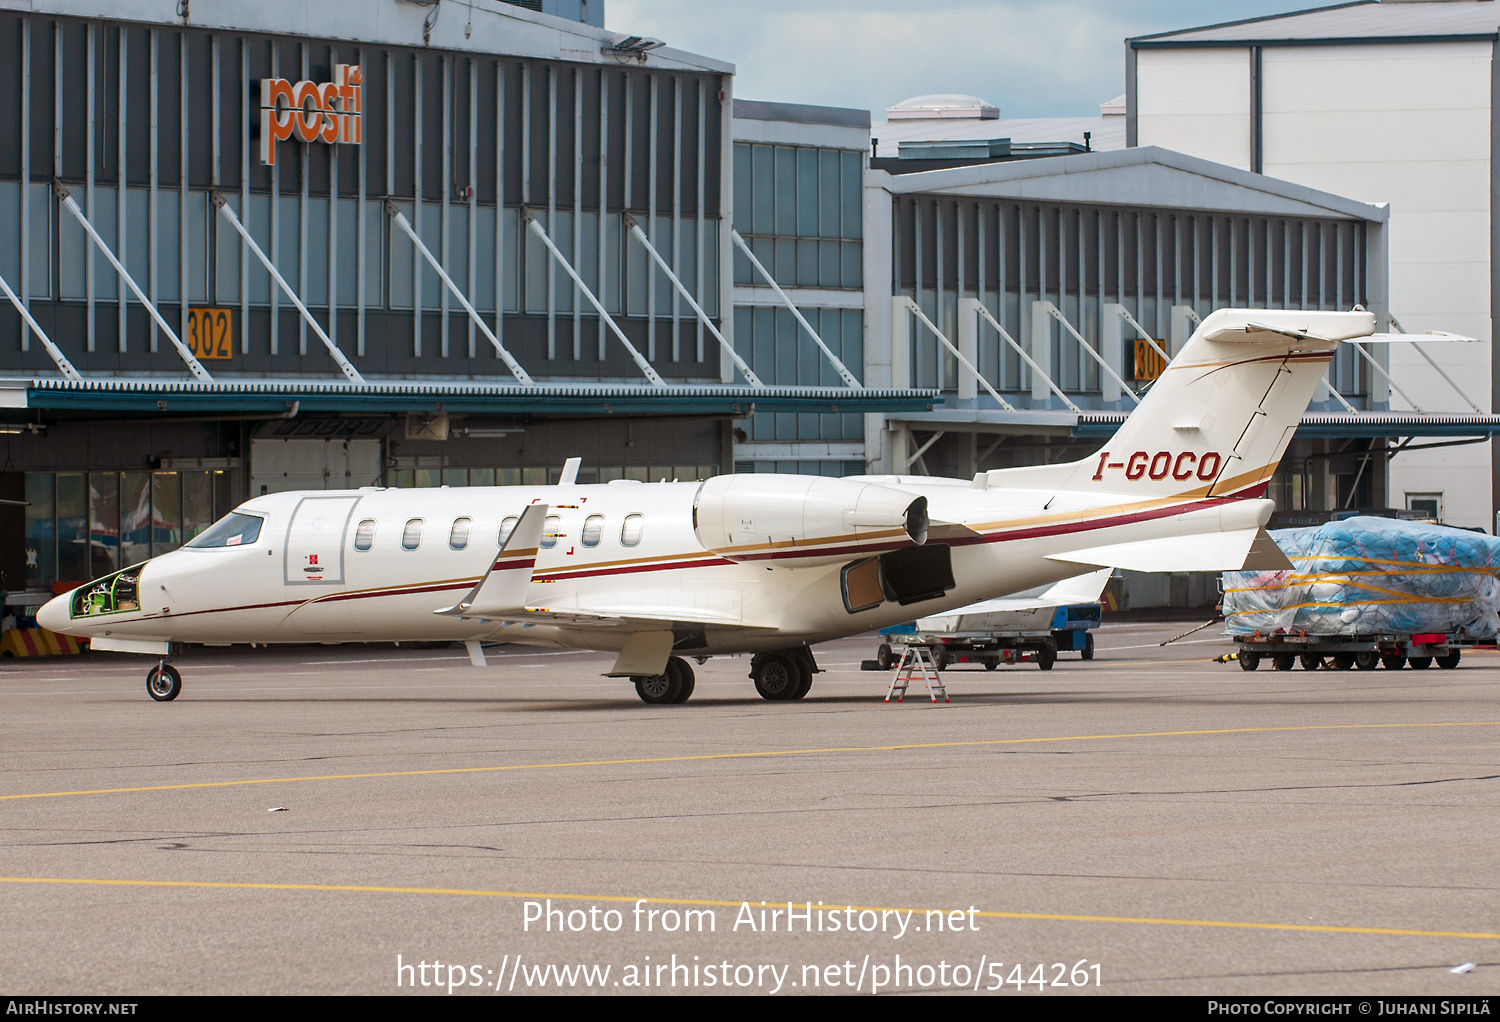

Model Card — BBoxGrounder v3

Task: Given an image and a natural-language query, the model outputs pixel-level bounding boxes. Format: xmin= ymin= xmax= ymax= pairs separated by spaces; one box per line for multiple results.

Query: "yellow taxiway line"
xmin=3 ymin=720 xmax=1497 ymax=802
xmin=0 ymin=876 xmax=1495 ymax=941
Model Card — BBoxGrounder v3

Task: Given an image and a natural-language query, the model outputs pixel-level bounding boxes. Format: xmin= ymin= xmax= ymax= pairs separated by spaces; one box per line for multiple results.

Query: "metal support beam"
xmin=1387 ymin=316 xmax=1484 ymax=413
xmin=730 ymin=228 xmax=862 ymax=389
xmin=624 ymin=214 xmax=762 ymax=387
xmin=0 ymin=270 xmax=83 ymax=380
xmin=1115 ymin=304 xmax=1170 ymax=363
xmin=901 ymin=298 xmax=1013 ymax=411
xmin=55 ymin=181 xmax=211 ymax=381
xmin=905 ymin=430 xmax=945 ymax=471
xmin=525 ymin=211 xmax=665 ymax=387
xmin=1040 ymin=301 xmax=1139 ymax=405
xmin=974 ymin=301 xmax=1081 ymax=413
xmin=212 ymin=193 xmax=363 ymax=383
xmin=387 ymin=202 xmax=533 ymax=385
xmin=1348 ymin=340 xmax=1424 ymax=413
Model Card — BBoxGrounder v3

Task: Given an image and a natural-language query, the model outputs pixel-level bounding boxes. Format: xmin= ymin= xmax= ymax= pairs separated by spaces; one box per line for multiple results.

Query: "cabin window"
xmin=499 ymin=516 xmax=519 ymax=546
xmin=449 ymin=517 xmax=472 ymax=550
xmin=581 ymin=515 xmax=604 ymax=547
xmin=353 ymin=519 xmax=376 ymax=551
xmin=402 ymin=519 xmax=423 ymax=550
xmin=620 ymin=513 xmax=644 ymax=547
xmin=540 ymin=515 xmax=561 ymax=549
xmin=185 ymin=511 xmax=264 ymax=548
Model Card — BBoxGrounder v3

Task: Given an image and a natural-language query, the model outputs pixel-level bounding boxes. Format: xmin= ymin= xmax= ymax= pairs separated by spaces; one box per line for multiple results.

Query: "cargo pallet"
xmin=1230 ymin=630 xmax=1486 ymax=671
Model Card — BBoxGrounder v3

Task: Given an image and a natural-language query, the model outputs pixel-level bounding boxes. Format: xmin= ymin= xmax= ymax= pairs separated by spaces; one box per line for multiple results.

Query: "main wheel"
xmin=1238 ymin=651 xmax=1261 ymax=671
xmin=1436 ymin=651 xmax=1461 ymax=669
xmin=1380 ymin=654 xmax=1405 ymax=670
xmin=665 ymin=656 xmax=696 ymax=703
xmin=633 ymin=671 xmax=682 ymax=705
xmin=1299 ymin=653 xmax=1322 ymax=671
xmin=1037 ymin=642 xmax=1056 ymax=671
xmin=146 ymin=663 xmax=182 ymax=702
xmin=875 ymin=643 xmax=895 ymax=671
xmin=933 ymin=648 xmax=951 ymax=671
xmin=788 ymin=662 xmax=814 ymax=700
xmin=1081 ymin=632 xmax=1095 ymax=661
xmin=752 ymin=653 xmax=801 ymax=701
xmin=1272 ymin=653 xmax=1296 ymax=671
xmin=1407 ymin=656 xmax=1433 ymax=670
xmin=1354 ymin=651 xmax=1379 ymax=671
xmin=1330 ymin=653 xmax=1355 ymax=671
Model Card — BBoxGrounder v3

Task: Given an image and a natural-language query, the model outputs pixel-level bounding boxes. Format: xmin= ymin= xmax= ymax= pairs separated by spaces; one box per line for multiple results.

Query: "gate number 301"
xmin=187 ymin=308 xmax=235 ymax=360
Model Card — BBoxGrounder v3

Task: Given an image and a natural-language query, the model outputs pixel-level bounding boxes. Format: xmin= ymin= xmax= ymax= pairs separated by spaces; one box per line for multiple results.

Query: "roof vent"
xmin=887 ymin=94 xmax=999 ymax=120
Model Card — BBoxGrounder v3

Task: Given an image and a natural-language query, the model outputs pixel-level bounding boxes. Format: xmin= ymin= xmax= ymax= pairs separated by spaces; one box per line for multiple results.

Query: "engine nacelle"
xmin=693 ymin=474 xmax=927 ymax=567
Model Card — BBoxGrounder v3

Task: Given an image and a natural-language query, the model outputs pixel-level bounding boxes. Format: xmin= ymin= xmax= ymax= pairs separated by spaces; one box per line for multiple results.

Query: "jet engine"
xmin=693 ymin=474 xmax=927 ymax=568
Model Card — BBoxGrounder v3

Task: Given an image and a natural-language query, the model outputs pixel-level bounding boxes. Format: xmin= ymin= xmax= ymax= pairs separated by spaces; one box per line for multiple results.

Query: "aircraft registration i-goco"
xmin=39 ymin=308 xmax=1375 ymax=704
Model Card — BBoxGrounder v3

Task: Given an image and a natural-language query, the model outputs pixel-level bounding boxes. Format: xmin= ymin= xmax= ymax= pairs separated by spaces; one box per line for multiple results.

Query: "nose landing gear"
xmin=146 ymin=660 xmax=182 ymax=702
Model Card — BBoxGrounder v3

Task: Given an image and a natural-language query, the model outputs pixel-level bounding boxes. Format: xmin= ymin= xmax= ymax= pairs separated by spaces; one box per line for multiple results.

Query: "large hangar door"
xmin=251 ymin=439 xmax=382 ymax=494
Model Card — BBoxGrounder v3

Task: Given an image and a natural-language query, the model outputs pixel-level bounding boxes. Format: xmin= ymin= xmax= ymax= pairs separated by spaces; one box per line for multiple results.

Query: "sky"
xmin=608 ymin=1 xmax=1323 ymax=119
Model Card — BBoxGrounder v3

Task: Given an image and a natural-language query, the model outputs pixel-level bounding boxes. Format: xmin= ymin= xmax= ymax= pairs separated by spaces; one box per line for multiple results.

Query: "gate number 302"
xmin=187 ymin=308 xmax=235 ymax=360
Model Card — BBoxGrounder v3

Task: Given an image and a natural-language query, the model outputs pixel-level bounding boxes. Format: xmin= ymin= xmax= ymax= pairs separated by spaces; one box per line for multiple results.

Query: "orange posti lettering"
xmin=260 ymin=64 xmax=363 ymax=166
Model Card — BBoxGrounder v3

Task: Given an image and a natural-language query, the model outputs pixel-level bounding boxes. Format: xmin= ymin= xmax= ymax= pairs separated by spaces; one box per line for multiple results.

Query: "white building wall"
xmin=1136 ymin=41 xmax=1494 ymax=529
xmin=1135 ymin=48 xmax=1252 ymax=170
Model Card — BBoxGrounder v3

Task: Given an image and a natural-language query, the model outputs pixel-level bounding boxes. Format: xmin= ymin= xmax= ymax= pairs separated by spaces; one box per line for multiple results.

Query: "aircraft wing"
xmin=454 ymin=604 xmax=757 ymax=628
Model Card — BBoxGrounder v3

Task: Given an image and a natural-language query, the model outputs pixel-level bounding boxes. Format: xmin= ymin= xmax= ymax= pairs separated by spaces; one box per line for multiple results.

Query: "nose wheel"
xmin=147 ymin=660 xmax=182 ymax=702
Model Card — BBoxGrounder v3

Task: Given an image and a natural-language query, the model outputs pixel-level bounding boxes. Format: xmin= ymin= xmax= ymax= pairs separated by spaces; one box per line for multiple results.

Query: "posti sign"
xmin=259 ymin=64 xmax=363 ymax=166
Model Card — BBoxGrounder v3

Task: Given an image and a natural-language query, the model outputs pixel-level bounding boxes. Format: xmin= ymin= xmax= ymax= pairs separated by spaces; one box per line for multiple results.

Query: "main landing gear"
xmin=146 ymin=659 xmax=182 ymax=702
xmin=633 ymin=656 xmax=696 ymax=705
xmin=749 ymin=648 xmax=817 ymax=701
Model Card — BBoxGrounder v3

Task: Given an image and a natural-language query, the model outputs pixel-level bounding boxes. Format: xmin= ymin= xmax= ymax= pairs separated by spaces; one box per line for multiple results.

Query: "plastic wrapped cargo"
xmin=1222 ymin=517 xmax=1500 ymax=638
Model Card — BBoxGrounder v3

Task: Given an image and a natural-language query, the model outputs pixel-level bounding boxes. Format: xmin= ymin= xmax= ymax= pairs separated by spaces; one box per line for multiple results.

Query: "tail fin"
xmin=994 ymin=308 xmax=1375 ymax=499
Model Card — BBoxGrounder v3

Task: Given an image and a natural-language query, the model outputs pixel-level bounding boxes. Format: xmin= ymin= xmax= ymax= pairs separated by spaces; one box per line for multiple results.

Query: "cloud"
xmin=610 ymin=0 xmax=1314 ymax=118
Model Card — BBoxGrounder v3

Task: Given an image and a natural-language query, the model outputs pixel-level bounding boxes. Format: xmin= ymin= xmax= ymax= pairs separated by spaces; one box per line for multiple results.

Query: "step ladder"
xmin=885 ymin=645 xmax=949 ymax=704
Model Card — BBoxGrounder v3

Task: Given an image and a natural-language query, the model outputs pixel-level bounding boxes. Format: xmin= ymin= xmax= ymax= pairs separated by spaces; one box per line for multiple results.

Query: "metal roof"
xmin=881 ymin=146 xmax=1388 ymax=222
xmin=3 ymin=378 xmax=938 ymax=416
xmin=1132 ymin=0 xmax=1500 ymax=47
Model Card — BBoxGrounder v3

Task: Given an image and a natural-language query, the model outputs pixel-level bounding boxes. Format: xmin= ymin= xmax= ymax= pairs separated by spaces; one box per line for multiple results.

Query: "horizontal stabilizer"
xmin=1047 ymin=527 xmax=1291 ymax=573
xmin=434 ymin=503 xmax=548 ymax=618
xmin=1039 ymin=567 xmax=1114 ymax=603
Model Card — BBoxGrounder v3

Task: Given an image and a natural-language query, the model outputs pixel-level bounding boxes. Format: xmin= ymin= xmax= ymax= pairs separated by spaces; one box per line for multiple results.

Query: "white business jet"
xmin=38 ymin=308 xmax=1373 ymax=704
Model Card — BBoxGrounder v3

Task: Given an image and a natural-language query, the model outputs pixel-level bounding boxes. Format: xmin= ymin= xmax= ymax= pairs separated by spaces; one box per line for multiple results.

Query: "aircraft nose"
xmin=36 ymin=591 xmax=73 ymax=634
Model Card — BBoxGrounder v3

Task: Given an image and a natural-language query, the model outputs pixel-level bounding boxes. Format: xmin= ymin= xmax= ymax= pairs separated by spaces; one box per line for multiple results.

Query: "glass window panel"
xmin=750 ymin=145 xmax=773 ymax=236
xmin=364 ymin=199 xmax=386 ymax=307
xmin=553 ymin=211 xmax=573 ymax=314
xmin=0 ymin=182 xmax=19 ymax=285
xmin=540 ymin=514 xmax=560 ymax=549
xmin=819 ymin=240 xmax=840 ymax=289
xmin=186 ymin=192 xmax=208 ymax=303
xmin=469 ymin=467 xmax=495 ymax=486
xmin=401 ymin=518 xmax=424 ymax=550
xmin=796 ymin=149 xmax=818 ymax=238
xmin=620 ymin=513 xmax=644 ymax=547
xmin=390 ymin=469 xmax=414 ymax=488
xmin=182 ymin=471 xmax=213 ymax=543
xmin=525 ymin=213 xmax=549 ymax=315
xmin=28 ymin=183 xmax=51 ymax=299
xmin=498 ymin=468 xmax=521 ymax=486
xmin=214 ymin=193 xmax=241 ymax=305
xmin=774 ymin=146 xmax=796 ymax=237
xmin=186 ymin=511 xmax=264 ymax=548
xmin=305 ymin=196 xmax=330 ymax=307
xmin=125 ymin=190 xmax=149 ymax=289
xmin=474 ymin=205 xmax=497 ymax=312
xmin=676 ymin=217 xmax=697 ymax=308
xmin=733 ymin=231 xmax=751 ymax=286
xmin=623 ymin=466 xmax=648 ymax=481
xmin=59 ymin=189 xmax=86 ymax=299
xmin=774 ymin=238 xmax=795 ymax=285
xmin=841 ymin=241 xmax=862 ymax=289
xmin=246 ymin=193 xmax=272 ymax=304
xmin=498 ymin=515 xmax=518 ymax=545
xmin=354 ymin=519 xmax=376 ymax=551
xmin=443 ymin=468 xmax=468 ymax=487
xmin=414 ymin=468 xmax=441 ymax=488
xmin=92 ymin=189 xmax=118 ymax=301
xmin=579 ymin=212 xmax=599 ymax=303
xmin=819 ymin=150 xmax=841 ymax=239
xmin=703 ymin=220 xmax=719 ymax=317
xmin=276 ymin=195 xmax=301 ymax=294
xmin=449 ymin=208 xmax=470 ymax=307
xmin=602 ymin=211 xmax=621 ymax=315
xmin=841 ymin=151 xmax=863 ymax=240
xmin=653 ymin=216 xmax=672 ymax=310
xmin=120 ymin=471 xmax=151 ymax=566
xmin=797 ymin=239 xmax=818 ymax=287
xmin=336 ymin=198 xmax=358 ymax=307
xmin=732 ymin=142 xmax=751 ymax=234
xmin=502 ymin=207 xmax=521 ymax=314
xmin=387 ymin=201 xmax=414 ymax=309
xmin=156 ymin=190 xmax=180 ymax=302
xmin=449 ymin=517 xmax=472 ymax=550
xmin=624 ymin=215 xmax=647 ymax=316
xmin=57 ymin=472 xmax=89 ymax=585
xmin=420 ymin=206 xmax=442 ymax=310
xmin=24 ymin=472 xmax=55 ymax=591
xmin=149 ymin=471 xmax=182 ymax=556
xmin=89 ymin=472 xmax=119 ymax=577
xmin=581 ymin=514 xmax=603 ymax=547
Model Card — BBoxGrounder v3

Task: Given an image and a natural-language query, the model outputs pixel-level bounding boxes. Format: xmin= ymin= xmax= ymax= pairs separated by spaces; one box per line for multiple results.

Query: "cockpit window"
xmin=71 ymin=564 xmax=143 ymax=618
xmin=185 ymin=511 xmax=265 ymax=549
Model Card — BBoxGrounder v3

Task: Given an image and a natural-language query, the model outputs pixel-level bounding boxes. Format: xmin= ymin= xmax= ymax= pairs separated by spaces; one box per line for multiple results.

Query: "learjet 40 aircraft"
xmin=38 ymin=308 xmax=1374 ymax=704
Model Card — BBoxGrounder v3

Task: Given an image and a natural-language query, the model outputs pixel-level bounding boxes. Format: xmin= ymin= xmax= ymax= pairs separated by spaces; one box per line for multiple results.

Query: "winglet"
xmin=434 ymin=503 xmax=549 ymax=618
